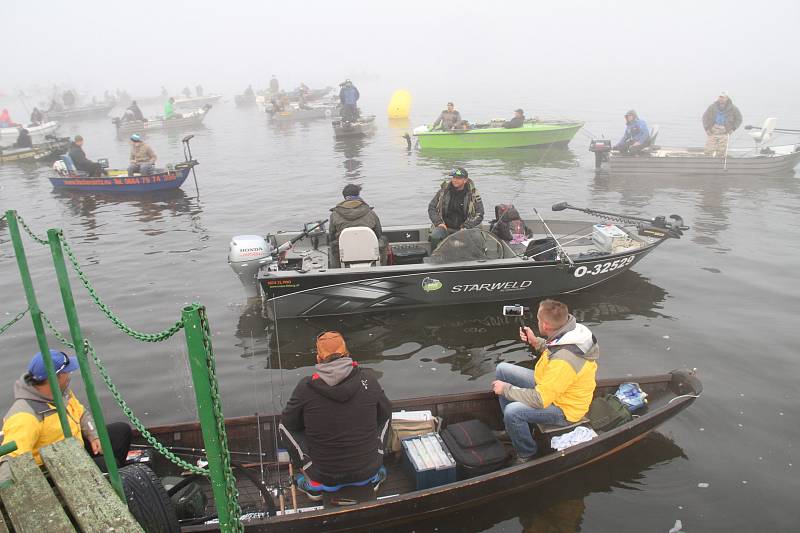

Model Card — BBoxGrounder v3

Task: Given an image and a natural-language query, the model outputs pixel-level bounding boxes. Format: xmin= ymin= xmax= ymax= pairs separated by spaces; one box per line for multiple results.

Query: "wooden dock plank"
xmin=0 ymin=452 xmax=75 ymax=533
xmin=40 ymin=438 xmax=143 ymax=533
xmin=0 ymin=506 xmax=10 ymax=533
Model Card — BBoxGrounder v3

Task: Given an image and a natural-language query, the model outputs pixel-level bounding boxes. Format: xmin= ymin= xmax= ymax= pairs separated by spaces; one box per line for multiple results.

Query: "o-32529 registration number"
xmin=573 ymin=256 xmax=635 ymax=278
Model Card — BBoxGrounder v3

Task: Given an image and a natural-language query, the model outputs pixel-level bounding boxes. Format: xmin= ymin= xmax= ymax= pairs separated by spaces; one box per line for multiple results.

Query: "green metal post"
xmin=47 ymin=228 xmax=125 ymax=500
xmin=0 ymin=441 xmax=17 ymax=457
xmin=182 ymin=304 xmax=238 ymax=532
xmin=5 ymin=210 xmax=72 ymax=438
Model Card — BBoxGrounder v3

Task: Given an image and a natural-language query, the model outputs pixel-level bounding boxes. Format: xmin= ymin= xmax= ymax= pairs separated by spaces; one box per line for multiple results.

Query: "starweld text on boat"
xmin=450 ymin=281 xmax=533 ymax=293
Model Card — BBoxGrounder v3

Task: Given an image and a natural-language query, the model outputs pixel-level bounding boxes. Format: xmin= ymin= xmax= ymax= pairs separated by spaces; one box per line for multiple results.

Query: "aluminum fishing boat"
xmin=229 ymin=203 xmax=687 ymax=319
xmin=413 ymin=121 xmax=584 ymax=150
xmin=0 ymin=121 xmax=60 ymax=148
xmin=112 ymin=105 xmax=212 ymax=135
xmin=174 ymin=94 xmax=222 ymax=109
xmin=42 ymin=103 xmax=114 ymax=121
xmin=590 ymin=118 xmax=800 ymax=176
xmin=332 ymin=115 xmax=376 ymax=138
xmin=0 ymin=137 xmax=71 ymax=163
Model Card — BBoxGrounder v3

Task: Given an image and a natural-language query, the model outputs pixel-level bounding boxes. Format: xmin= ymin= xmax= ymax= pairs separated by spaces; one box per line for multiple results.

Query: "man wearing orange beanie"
xmin=281 ymin=331 xmax=392 ymax=498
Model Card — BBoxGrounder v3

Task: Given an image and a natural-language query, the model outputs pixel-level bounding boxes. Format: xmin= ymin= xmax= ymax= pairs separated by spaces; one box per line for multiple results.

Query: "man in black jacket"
xmin=502 ymin=109 xmax=525 ymax=128
xmin=428 ymin=167 xmax=485 ymax=250
xmin=280 ymin=332 xmax=392 ymax=495
xmin=67 ymin=135 xmax=106 ymax=177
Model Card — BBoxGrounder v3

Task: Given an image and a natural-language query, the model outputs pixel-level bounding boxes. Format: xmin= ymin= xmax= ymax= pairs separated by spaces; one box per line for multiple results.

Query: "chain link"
xmin=57 ymin=233 xmax=184 ymax=342
xmin=0 ymin=308 xmax=29 ymax=336
xmin=40 ymin=311 xmax=208 ymax=476
xmin=199 ymin=307 xmax=243 ymax=530
xmin=14 ymin=214 xmax=49 ymax=245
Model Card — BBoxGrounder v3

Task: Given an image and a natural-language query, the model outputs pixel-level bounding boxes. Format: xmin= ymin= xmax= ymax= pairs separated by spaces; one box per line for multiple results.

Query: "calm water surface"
xmin=1 ymin=86 xmax=798 ymax=531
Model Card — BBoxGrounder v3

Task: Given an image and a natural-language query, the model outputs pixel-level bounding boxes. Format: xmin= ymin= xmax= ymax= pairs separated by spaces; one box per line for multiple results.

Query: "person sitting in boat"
xmin=126 ymin=100 xmax=144 ymax=122
xmin=270 ymin=75 xmax=280 ymax=94
xmin=244 ymin=84 xmax=255 ymax=98
xmin=14 ymin=128 xmax=32 ymax=149
xmin=339 ymin=79 xmax=360 ymax=122
xmin=298 ymin=93 xmax=312 ymax=111
xmin=502 ymin=109 xmax=525 ymax=129
xmin=280 ymin=332 xmax=392 ymax=500
xmin=182 ymin=86 xmax=192 ymax=98
xmin=299 ymin=82 xmax=310 ymax=96
xmin=62 ymin=90 xmax=76 ymax=108
xmin=613 ymin=110 xmax=650 ymax=155
xmin=30 ymin=107 xmax=44 ymax=125
xmin=195 ymin=84 xmax=203 ymax=96
xmin=430 ymin=102 xmax=462 ymax=131
xmin=702 ymin=91 xmax=743 ymax=157
xmin=490 ymin=204 xmax=531 ymax=244
xmin=329 ymin=183 xmax=387 ymax=267
xmin=67 ymin=135 xmax=106 ymax=177
xmin=127 ymin=134 xmax=157 ymax=175
xmin=492 ymin=299 xmax=598 ymax=464
xmin=164 ymin=97 xmax=177 ymax=119
xmin=48 ymin=99 xmax=64 ymax=113
xmin=0 ymin=350 xmax=132 ymax=476
xmin=0 ymin=108 xmax=18 ymax=128
xmin=428 ymin=167 xmax=485 ymax=251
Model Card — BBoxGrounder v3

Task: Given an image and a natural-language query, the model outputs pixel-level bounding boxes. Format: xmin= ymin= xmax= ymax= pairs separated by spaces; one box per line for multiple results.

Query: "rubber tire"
xmin=119 ymin=463 xmax=180 ymax=533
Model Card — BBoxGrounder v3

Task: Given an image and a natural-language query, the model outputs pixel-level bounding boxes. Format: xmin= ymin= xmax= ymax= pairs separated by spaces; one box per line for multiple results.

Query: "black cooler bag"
xmin=441 ymin=419 xmax=510 ymax=479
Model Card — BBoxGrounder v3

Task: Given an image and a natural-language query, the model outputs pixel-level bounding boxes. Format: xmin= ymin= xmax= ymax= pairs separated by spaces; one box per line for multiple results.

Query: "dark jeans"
xmin=79 ymin=162 xmax=107 ymax=177
xmin=342 ymin=104 xmax=358 ymax=122
xmin=83 ymin=421 xmax=132 ymax=472
xmin=429 ymin=226 xmax=458 ymax=251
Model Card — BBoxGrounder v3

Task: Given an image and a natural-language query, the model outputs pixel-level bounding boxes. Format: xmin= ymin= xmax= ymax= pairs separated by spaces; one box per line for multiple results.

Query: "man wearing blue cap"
xmin=128 ymin=134 xmax=157 ymax=176
xmin=0 ymin=350 xmax=131 ymax=471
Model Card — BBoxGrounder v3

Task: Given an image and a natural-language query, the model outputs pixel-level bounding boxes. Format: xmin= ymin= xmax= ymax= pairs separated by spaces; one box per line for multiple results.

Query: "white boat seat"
xmin=644 ymin=125 xmax=659 ymax=151
xmin=339 ymin=227 xmax=379 ymax=268
xmin=749 ymin=117 xmax=776 ymax=145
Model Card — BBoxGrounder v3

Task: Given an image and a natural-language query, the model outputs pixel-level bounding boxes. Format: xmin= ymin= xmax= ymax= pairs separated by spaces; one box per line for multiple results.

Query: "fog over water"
xmin=2 ymin=1 xmax=800 ymax=531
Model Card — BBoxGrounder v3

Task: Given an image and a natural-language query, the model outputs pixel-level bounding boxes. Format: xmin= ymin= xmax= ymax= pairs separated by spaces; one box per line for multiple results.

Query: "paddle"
xmin=551 ymin=202 xmax=689 ymax=238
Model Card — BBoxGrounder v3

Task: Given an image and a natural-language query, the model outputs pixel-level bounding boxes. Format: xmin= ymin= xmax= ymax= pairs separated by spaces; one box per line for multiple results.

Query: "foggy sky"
xmin=4 ymin=0 xmax=800 ymax=117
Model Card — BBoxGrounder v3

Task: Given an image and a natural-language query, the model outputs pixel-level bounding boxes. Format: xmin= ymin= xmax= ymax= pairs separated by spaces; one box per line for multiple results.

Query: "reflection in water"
xmin=591 ymin=170 xmax=800 ymax=249
xmin=416 ymin=146 xmax=579 ymax=179
xmin=235 ymin=270 xmax=667 ymax=373
xmin=380 ymin=432 xmax=686 ymax=533
xmin=334 ymin=136 xmax=369 ymax=179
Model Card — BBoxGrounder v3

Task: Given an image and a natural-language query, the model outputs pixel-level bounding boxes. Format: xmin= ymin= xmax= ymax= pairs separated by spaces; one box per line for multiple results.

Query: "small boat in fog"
xmin=268 ymin=103 xmax=340 ymax=122
xmin=413 ymin=121 xmax=584 ymax=150
xmin=173 ymin=94 xmax=222 ymax=109
xmin=590 ymin=118 xmax=800 ymax=176
xmin=0 ymin=121 xmax=60 ymax=148
xmin=42 ymin=103 xmax=114 ymax=121
xmin=228 ymin=202 xmax=687 ymax=319
xmin=112 ymin=105 xmax=213 ymax=134
xmin=333 ymin=115 xmax=375 ymax=138
xmin=0 ymin=136 xmax=71 ymax=163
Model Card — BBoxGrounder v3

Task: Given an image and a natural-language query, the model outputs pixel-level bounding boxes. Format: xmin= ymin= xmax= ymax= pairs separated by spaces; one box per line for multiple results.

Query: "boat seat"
xmin=643 ymin=125 xmax=660 ymax=151
xmin=339 ymin=227 xmax=380 ymax=268
xmin=534 ymin=417 xmax=590 ymax=436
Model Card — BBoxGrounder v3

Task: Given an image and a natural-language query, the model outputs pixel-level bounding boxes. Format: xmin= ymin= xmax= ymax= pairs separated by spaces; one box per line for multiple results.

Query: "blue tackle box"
xmin=401 ymin=432 xmax=457 ymax=490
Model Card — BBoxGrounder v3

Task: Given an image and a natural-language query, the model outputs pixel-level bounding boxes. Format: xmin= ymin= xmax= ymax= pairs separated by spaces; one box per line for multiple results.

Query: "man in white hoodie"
xmin=492 ymin=299 xmax=599 ymax=463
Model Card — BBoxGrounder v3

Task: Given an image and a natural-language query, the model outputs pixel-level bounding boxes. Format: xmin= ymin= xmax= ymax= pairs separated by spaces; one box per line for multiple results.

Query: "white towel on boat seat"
xmin=550 ymin=425 xmax=597 ymax=451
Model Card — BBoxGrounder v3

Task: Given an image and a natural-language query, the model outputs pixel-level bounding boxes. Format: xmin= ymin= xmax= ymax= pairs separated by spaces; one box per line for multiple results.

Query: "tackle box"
xmin=401 ymin=432 xmax=457 ymax=490
xmin=592 ymin=224 xmax=639 ymax=253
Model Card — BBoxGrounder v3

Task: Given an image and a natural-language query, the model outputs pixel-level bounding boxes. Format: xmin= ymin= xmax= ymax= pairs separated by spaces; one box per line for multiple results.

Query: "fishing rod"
xmin=533 ymin=207 xmax=574 ymax=267
xmin=130 ymin=443 xmax=271 ymax=458
xmin=181 ymin=135 xmax=200 ymax=197
xmin=745 ymin=125 xmax=800 ymax=134
xmin=271 ymin=220 xmax=327 ymax=257
xmin=551 ymin=202 xmax=688 ymax=238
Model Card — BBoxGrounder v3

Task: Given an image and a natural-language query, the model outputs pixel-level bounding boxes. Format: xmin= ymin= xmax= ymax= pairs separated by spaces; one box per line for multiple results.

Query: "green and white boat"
xmin=413 ymin=120 xmax=584 ymax=150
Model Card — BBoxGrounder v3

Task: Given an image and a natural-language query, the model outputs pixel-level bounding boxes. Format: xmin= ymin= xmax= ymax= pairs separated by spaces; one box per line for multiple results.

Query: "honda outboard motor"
xmin=228 ymin=235 xmax=273 ymax=299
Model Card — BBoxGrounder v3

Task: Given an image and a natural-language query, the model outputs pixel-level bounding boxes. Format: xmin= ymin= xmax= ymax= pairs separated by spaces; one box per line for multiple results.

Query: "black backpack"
xmin=441 ymin=419 xmax=510 ymax=479
xmin=588 ymin=394 xmax=633 ymax=432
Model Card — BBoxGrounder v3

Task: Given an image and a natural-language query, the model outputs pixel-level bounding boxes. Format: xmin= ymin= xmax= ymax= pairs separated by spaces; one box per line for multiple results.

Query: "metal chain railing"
xmin=15 ymin=213 xmax=49 ymax=245
xmin=41 ymin=311 xmax=208 ymax=476
xmin=58 ymin=234 xmax=184 ymax=342
xmin=0 ymin=308 xmax=29 ymax=336
xmin=198 ymin=306 xmax=243 ymax=530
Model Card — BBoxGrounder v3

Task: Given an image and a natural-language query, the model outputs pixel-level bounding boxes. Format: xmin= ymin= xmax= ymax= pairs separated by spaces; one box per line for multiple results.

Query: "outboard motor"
xmin=589 ymin=139 xmax=612 ymax=168
xmin=228 ymin=235 xmax=273 ymax=299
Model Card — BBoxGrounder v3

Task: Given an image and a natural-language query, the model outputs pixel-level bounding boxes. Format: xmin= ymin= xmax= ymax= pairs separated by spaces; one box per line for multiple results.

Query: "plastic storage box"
xmin=402 ymin=432 xmax=457 ymax=490
xmin=592 ymin=224 xmax=637 ymax=253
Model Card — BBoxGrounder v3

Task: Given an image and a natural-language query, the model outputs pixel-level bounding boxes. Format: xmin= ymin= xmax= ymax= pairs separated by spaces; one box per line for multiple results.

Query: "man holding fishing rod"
xmin=492 ymin=300 xmax=599 ymax=464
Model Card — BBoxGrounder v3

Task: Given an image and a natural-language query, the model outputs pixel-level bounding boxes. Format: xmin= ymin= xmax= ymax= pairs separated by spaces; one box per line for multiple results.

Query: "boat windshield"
xmin=428 ymin=228 xmax=514 ymax=264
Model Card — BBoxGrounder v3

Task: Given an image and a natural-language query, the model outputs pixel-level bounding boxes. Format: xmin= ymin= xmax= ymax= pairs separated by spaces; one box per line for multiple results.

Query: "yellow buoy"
xmin=387 ymin=89 xmax=412 ymax=119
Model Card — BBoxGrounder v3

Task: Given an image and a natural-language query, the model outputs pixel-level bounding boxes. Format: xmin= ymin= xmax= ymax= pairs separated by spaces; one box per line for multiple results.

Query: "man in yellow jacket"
xmin=492 ymin=299 xmax=598 ymax=464
xmin=0 ymin=350 xmax=131 ymax=471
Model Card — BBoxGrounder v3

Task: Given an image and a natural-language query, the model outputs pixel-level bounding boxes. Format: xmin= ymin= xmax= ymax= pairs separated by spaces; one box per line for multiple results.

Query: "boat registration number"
xmin=573 ymin=256 xmax=635 ymax=278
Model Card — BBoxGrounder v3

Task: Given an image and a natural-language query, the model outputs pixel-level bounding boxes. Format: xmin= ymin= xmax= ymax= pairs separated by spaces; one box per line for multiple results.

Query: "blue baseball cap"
xmin=27 ymin=350 xmax=79 ymax=381
xmin=130 ymin=133 xmax=142 ymax=142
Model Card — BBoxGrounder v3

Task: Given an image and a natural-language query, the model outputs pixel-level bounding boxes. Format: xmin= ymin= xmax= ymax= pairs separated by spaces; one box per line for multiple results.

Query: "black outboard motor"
xmin=589 ymin=139 xmax=611 ymax=168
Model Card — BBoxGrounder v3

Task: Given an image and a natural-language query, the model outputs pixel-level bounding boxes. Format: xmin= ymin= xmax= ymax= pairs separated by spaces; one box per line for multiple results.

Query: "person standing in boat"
xmin=195 ymin=84 xmax=203 ymax=96
xmin=427 ymin=167 xmax=485 ymax=250
xmin=430 ymin=102 xmax=462 ymax=131
xmin=280 ymin=332 xmax=392 ymax=499
xmin=702 ymin=91 xmax=742 ymax=157
xmin=0 ymin=350 xmax=132 ymax=475
xmin=502 ymin=108 xmax=525 ymax=128
xmin=492 ymin=299 xmax=598 ymax=464
xmin=329 ymin=183 xmax=387 ymax=267
xmin=14 ymin=128 xmax=32 ymax=149
xmin=339 ymin=79 xmax=360 ymax=122
xmin=613 ymin=110 xmax=650 ymax=154
xmin=270 ymin=75 xmax=280 ymax=94
xmin=67 ymin=135 xmax=106 ymax=177
xmin=127 ymin=134 xmax=157 ymax=175
xmin=182 ymin=86 xmax=192 ymax=98
xmin=30 ymin=107 xmax=44 ymax=125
